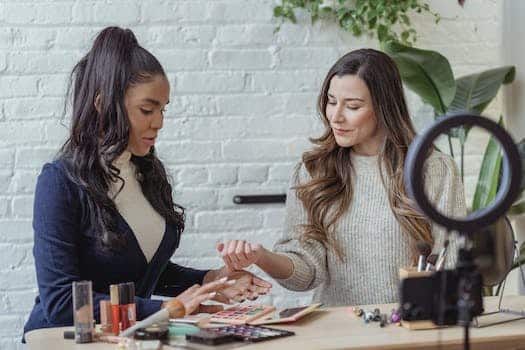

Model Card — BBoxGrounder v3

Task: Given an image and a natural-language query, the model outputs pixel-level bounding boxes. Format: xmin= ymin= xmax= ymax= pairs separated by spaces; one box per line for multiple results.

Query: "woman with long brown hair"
xmin=218 ymin=49 xmax=466 ymax=306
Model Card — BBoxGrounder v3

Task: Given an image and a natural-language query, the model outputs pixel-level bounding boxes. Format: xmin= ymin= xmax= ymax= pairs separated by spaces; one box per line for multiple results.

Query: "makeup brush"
xmin=425 ymin=254 xmax=438 ymax=271
xmin=416 ymin=241 xmax=432 ymax=272
xmin=435 ymin=239 xmax=449 ymax=271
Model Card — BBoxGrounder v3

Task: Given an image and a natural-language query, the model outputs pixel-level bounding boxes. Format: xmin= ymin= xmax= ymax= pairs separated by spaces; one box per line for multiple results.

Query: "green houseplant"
xmin=273 ymin=0 xmax=440 ymax=45
xmin=381 ymin=40 xmax=525 ymax=290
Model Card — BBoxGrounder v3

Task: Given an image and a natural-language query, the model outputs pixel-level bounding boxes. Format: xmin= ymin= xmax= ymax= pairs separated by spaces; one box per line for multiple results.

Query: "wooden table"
xmin=25 ymin=296 xmax=525 ymax=350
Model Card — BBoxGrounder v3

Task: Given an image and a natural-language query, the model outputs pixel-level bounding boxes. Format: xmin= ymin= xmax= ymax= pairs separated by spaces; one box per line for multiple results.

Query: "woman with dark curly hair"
xmin=23 ymin=26 xmax=270 ymax=338
xmin=218 ymin=49 xmax=466 ymax=307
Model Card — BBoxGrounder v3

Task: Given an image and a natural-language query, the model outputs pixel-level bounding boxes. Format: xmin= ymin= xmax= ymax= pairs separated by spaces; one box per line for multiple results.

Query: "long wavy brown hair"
xmin=296 ymin=49 xmax=432 ymax=263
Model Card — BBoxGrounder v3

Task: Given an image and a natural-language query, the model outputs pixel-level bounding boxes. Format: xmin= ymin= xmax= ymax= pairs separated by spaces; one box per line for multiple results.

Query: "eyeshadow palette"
xmin=209 ymin=305 xmax=276 ymax=325
xmin=249 ymin=303 xmax=323 ymax=325
xmin=206 ymin=324 xmax=295 ymax=343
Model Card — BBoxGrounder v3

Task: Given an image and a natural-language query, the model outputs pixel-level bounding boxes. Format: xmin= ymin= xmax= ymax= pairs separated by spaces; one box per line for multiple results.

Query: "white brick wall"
xmin=0 ymin=0 xmax=505 ymax=347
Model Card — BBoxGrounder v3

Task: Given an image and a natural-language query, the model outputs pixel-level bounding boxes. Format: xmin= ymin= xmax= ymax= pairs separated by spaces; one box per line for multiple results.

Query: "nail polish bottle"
xmin=110 ymin=284 xmax=120 ymax=335
xmin=72 ymin=281 xmax=94 ymax=343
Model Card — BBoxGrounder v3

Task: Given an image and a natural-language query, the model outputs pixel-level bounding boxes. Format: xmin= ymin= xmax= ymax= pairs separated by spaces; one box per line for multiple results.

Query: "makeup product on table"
xmin=192 ymin=324 xmax=295 ymax=343
xmin=425 ymin=254 xmax=438 ymax=272
xmin=119 ymin=282 xmax=136 ymax=331
xmin=379 ymin=314 xmax=388 ymax=327
xmin=134 ymin=323 xmax=169 ymax=341
xmin=72 ymin=280 xmax=94 ymax=343
xmin=372 ymin=308 xmax=381 ymax=321
xmin=100 ymin=300 xmax=113 ymax=334
xmin=120 ymin=307 xmax=170 ymax=337
xmin=209 ymin=304 xmax=275 ymax=325
xmin=110 ymin=284 xmax=120 ymax=335
xmin=435 ymin=239 xmax=449 ymax=271
xmin=416 ymin=241 xmax=432 ymax=272
xmin=249 ymin=303 xmax=322 ymax=325
xmin=351 ymin=307 xmax=364 ymax=317
xmin=185 ymin=330 xmax=236 ymax=345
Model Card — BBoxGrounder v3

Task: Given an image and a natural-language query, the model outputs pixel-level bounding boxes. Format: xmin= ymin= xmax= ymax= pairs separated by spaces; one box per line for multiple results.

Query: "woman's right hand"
xmin=217 ymin=240 xmax=266 ymax=271
xmin=162 ymin=277 xmax=234 ymax=317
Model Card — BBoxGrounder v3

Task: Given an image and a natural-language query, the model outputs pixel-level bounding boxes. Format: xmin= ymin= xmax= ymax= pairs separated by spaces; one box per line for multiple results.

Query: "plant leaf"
xmin=509 ymin=200 xmax=525 ymax=216
xmin=448 ymin=66 xmax=515 ymax=116
xmin=382 ymin=40 xmax=456 ymax=115
xmin=471 ymin=117 xmax=504 ymax=211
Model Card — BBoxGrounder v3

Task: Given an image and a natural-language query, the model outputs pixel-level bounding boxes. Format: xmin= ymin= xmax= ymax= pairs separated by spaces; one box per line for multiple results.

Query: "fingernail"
xmin=226 ymin=279 xmax=236 ymax=285
xmin=209 ymin=292 xmax=217 ymax=297
xmin=219 ymin=276 xmax=228 ymax=282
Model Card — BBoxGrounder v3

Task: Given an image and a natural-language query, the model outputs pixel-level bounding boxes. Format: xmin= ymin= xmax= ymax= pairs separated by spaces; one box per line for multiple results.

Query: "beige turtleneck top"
xmin=109 ymin=151 xmax=166 ymax=263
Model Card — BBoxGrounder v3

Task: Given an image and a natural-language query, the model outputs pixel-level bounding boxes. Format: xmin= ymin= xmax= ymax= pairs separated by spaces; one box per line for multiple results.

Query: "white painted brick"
xmin=0 ymin=244 xmax=28 ymax=270
xmin=158 ymin=141 xmax=221 ymax=164
xmin=0 ymin=149 xmax=15 ymax=169
xmin=11 ymin=28 xmax=57 ymax=50
xmin=175 ymin=233 xmax=224 ymax=257
xmin=207 ymin=1 xmax=273 ymax=22
xmin=263 ymin=209 xmax=286 ymax=229
xmin=168 ymin=95 xmax=219 ymax=117
xmin=286 ymin=137 xmax=311 ymax=158
xmin=54 ymin=27 xmax=100 ymax=49
xmin=215 ymin=25 xmax=275 ymax=47
xmin=5 ymin=289 xmax=37 ymax=313
xmin=216 ymin=94 xmax=285 ymax=116
xmin=7 ymin=51 xmax=79 ymax=74
xmin=0 ymin=121 xmax=43 ymax=145
xmin=174 ymin=188 xmax=217 ymax=209
xmin=3 ymin=2 xmax=73 ymax=25
xmin=177 ymin=167 xmax=208 ymax=185
xmin=274 ymin=23 xmax=309 ymax=45
xmin=156 ymin=49 xmax=208 ymax=71
xmin=283 ymin=92 xmax=318 ymax=115
xmin=278 ymin=47 xmax=339 ymax=69
xmin=208 ymin=165 xmax=238 ymax=186
xmin=142 ymin=1 xmax=209 ymax=25
xmin=8 ymin=170 xmax=39 ymax=194
xmin=147 ymin=25 xmax=216 ymax=48
xmin=0 ymin=172 xmax=13 ymax=194
xmin=0 ymin=28 xmax=14 ymax=49
xmin=0 ymin=220 xmax=33 ymax=243
xmin=0 ymin=315 xmax=24 ymax=337
xmin=0 ymin=76 xmax=38 ymax=98
xmin=175 ymin=72 xmax=246 ymax=93
xmin=195 ymin=210 xmax=263 ymax=232
xmin=15 ymin=148 xmax=56 ymax=169
xmin=141 ymin=1 xmax=209 ymax=23
xmin=0 ymin=52 xmax=6 ymax=73
xmin=0 ymin=292 xmax=8 ymax=314
xmin=223 ymin=139 xmax=289 ymax=161
xmin=0 ymin=266 xmax=35 ymax=290
xmin=0 ymin=197 xmax=9 ymax=217
xmin=210 ymin=50 xmax=274 ymax=70
xmin=72 ymin=1 xmax=140 ymax=24
xmin=4 ymin=97 xmax=62 ymax=120
xmin=44 ymin=120 xmax=69 ymax=146
xmin=239 ymin=164 xmax=268 ymax=184
xmin=268 ymin=163 xmax=294 ymax=183
xmin=11 ymin=196 xmax=33 ymax=219
xmin=248 ymin=70 xmax=322 ymax=93
xmin=38 ymin=74 xmax=69 ymax=97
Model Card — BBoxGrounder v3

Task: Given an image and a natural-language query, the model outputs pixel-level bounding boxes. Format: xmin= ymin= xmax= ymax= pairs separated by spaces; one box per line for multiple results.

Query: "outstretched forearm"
xmin=255 ymin=248 xmax=294 ymax=280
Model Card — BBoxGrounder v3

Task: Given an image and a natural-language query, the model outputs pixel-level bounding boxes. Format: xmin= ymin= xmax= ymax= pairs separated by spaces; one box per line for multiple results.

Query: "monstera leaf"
xmin=382 ymin=40 xmax=456 ymax=115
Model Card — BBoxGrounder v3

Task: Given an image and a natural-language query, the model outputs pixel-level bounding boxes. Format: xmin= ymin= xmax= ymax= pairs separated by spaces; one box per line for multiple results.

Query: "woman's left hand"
xmin=204 ymin=268 xmax=272 ymax=303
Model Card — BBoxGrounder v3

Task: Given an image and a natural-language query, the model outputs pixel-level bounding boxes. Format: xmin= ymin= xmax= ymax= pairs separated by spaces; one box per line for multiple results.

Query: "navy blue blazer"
xmin=23 ymin=161 xmax=208 ymax=337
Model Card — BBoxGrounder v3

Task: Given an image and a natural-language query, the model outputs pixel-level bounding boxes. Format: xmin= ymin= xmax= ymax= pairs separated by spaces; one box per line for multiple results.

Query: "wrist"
xmin=203 ymin=267 xmax=226 ymax=284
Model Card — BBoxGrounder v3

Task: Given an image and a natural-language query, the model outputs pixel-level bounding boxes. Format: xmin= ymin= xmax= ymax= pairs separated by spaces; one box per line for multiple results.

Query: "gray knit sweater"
xmin=273 ymin=151 xmax=467 ymax=306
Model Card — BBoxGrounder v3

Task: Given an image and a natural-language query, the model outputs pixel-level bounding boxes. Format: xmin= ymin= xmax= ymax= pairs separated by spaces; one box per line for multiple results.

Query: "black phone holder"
xmin=401 ymin=114 xmax=522 ymax=350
